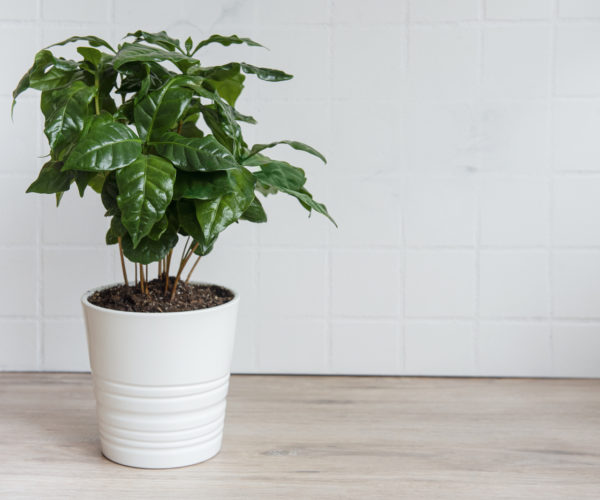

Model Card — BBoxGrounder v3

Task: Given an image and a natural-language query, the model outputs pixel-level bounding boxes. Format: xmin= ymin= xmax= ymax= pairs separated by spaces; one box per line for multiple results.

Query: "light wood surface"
xmin=1 ymin=374 xmax=599 ymax=499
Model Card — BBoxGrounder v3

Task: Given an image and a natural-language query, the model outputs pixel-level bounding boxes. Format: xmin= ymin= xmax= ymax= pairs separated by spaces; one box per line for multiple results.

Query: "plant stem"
xmin=164 ymin=250 xmax=173 ymax=294
xmin=170 ymin=242 xmax=199 ymax=301
xmin=94 ymin=72 xmax=100 ymax=115
xmin=117 ymin=236 xmax=128 ymax=285
xmin=139 ymin=263 xmax=145 ymax=294
xmin=145 ymin=264 xmax=149 ymax=292
xmin=185 ymin=255 xmax=201 ymax=285
xmin=135 ymin=263 xmax=138 ymax=286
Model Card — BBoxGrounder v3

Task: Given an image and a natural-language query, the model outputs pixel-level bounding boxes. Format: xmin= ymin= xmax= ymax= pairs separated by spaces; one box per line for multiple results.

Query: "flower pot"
xmin=81 ymin=283 xmax=239 ymax=469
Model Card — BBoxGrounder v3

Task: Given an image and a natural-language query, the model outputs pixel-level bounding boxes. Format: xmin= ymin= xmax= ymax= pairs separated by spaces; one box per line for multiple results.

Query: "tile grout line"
xmin=399 ymin=0 xmax=411 ymax=374
xmin=325 ymin=0 xmax=334 ymax=374
xmin=548 ymin=0 xmax=560 ymax=376
xmin=35 ymin=0 xmax=43 ymax=371
xmin=473 ymin=0 xmax=485 ymax=376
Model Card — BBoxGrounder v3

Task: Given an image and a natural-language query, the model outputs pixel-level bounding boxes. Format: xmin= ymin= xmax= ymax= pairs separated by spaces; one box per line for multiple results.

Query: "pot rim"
xmin=81 ymin=281 xmax=239 ymax=317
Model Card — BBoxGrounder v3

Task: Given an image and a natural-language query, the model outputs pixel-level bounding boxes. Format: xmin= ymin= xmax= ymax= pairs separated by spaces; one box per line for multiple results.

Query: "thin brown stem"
xmin=170 ymin=242 xmax=199 ymax=301
xmin=135 ymin=263 xmax=138 ymax=286
xmin=117 ymin=236 xmax=128 ymax=286
xmin=184 ymin=255 xmax=201 ymax=285
xmin=139 ymin=263 xmax=145 ymax=294
xmin=145 ymin=265 xmax=149 ymax=294
xmin=164 ymin=249 xmax=173 ymax=294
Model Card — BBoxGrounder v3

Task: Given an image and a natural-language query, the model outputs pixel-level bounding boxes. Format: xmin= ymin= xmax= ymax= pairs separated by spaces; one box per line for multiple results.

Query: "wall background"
xmin=2 ymin=0 xmax=600 ymax=377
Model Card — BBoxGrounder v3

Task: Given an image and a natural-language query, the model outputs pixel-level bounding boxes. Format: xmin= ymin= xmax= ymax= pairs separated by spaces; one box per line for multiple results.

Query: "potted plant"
xmin=13 ymin=30 xmax=334 ymax=469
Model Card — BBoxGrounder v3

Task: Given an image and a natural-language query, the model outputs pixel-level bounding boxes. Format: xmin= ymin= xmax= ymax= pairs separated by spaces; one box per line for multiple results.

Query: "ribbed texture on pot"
xmin=93 ymin=374 xmax=230 ymax=468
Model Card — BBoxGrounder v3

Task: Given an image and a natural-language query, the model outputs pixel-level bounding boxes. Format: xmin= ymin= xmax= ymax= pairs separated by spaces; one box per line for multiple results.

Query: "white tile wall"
xmin=405 ymin=321 xmax=476 ymax=376
xmin=2 ymin=0 xmax=600 ymax=377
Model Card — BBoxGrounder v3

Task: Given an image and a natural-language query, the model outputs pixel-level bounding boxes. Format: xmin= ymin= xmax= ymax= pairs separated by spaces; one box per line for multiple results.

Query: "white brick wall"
xmin=2 ymin=0 xmax=600 ymax=377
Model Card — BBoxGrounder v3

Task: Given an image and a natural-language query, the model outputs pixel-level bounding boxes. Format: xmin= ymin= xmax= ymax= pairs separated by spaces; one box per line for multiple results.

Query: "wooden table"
xmin=1 ymin=374 xmax=599 ymax=499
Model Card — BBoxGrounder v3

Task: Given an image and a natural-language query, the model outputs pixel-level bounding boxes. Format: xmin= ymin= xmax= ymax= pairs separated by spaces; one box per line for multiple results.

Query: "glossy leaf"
xmin=240 ymin=196 xmax=267 ymax=223
xmin=63 ymin=120 xmax=142 ymax=172
xmin=246 ymin=140 xmax=326 ymax=164
xmin=207 ymin=72 xmax=245 ymax=107
xmin=74 ymin=171 xmax=96 ymax=196
xmin=113 ymin=43 xmax=197 ymax=71
xmin=185 ymin=36 xmax=193 ymax=54
xmin=254 ymin=162 xmax=336 ymax=225
xmin=42 ymin=81 xmax=95 ymax=156
xmin=121 ymin=225 xmax=178 ymax=264
xmin=241 ymin=63 xmax=292 ymax=82
xmin=194 ymin=167 xmax=255 ymax=242
xmin=176 ymin=199 xmax=217 ymax=256
xmin=148 ymin=215 xmax=169 ymax=240
xmin=126 ymin=30 xmax=182 ymax=52
xmin=281 ymin=186 xmax=336 ymax=226
xmin=26 ymin=161 xmax=71 ymax=194
xmin=179 ymin=122 xmax=204 ymax=138
xmin=106 ymin=215 xmax=127 ymax=245
xmin=151 ymin=132 xmax=239 ymax=171
xmin=134 ymin=82 xmax=192 ymax=140
xmin=192 ymin=34 xmax=264 ymax=54
xmin=101 ymin=172 xmax=119 ymax=216
xmin=46 ymin=35 xmax=116 ymax=53
xmin=77 ymin=47 xmax=103 ymax=67
xmin=173 ymin=170 xmax=232 ymax=200
xmin=253 ymin=161 xmax=307 ymax=191
xmin=116 ymin=154 xmax=176 ymax=247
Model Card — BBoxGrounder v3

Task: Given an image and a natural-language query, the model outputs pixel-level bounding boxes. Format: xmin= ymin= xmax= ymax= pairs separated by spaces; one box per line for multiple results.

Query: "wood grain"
xmin=0 ymin=374 xmax=599 ymax=499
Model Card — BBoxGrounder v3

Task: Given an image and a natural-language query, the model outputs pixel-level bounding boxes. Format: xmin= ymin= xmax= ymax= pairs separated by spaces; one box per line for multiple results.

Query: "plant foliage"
xmin=15 ymin=30 xmax=334 ymax=297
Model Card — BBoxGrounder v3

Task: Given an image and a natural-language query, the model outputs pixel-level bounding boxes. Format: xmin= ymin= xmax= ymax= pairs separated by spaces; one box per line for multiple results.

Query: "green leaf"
xmin=63 ymin=120 xmax=142 ymax=172
xmin=253 ymin=161 xmax=336 ymax=226
xmin=246 ymin=140 xmax=326 ymax=164
xmin=180 ymin=122 xmax=204 ymax=138
xmin=121 ymin=225 xmax=178 ymax=264
xmin=113 ymin=43 xmax=197 ymax=71
xmin=192 ymin=34 xmax=265 ymax=54
xmin=126 ymin=31 xmax=182 ymax=52
xmin=148 ymin=215 xmax=168 ymax=240
xmin=134 ymin=82 xmax=192 ymax=140
xmin=185 ymin=36 xmax=193 ymax=54
xmin=151 ymin=132 xmax=239 ymax=171
xmin=77 ymin=47 xmax=103 ymax=67
xmin=116 ymin=154 xmax=176 ymax=248
xmin=101 ymin=172 xmax=119 ymax=216
xmin=46 ymin=35 xmax=116 ymax=53
xmin=74 ymin=171 xmax=96 ymax=196
xmin=254 ymin=161 xmax=307 ymax=191
xmin=193 ymin=167 xmax=256 ymax=241
xmin=26 ymin=161 xmax=72 ymax=194
xmin=13 ymin=50 xmax=83 ymax=111
xmin=280 ymin=187 xmax=336 ymax=226
xmin=199 ymin=104 xmax=244 ymax=157
xmin=192 ymin=62 xmax=240 ymax=81
xmin=176 ymin=199 xmax=217 ymax=256
xmin=173 ymin=170 xmax=233 ymax=200
xmin=106 ymin=215 xmax=127 ymax=245
xmin=241 ymin=63 xmax=292 ymax=82
xmin=42 ymin=81 xmax=95 ymax=156
xmin=207 ymin=72 xmax=245 ymax=107
xmin=241 ymin=196 xmax=267 ymax=223
xmin=13 ymin=50 xmax=53 ymax=104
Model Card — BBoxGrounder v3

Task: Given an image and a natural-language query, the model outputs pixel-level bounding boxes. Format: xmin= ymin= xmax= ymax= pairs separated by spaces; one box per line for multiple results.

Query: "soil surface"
xmin=87 ymin=278 xmax=234 ymax=313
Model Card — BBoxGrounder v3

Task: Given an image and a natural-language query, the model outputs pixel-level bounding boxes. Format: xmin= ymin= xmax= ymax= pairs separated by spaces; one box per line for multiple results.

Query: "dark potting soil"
xmin=87 ymin=279 xmax=234 ymax=313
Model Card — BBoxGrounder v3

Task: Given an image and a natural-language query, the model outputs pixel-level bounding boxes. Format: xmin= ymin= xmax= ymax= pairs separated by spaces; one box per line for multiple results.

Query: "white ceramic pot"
xmin=81 ymin=283 xmax=239 ymax=469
